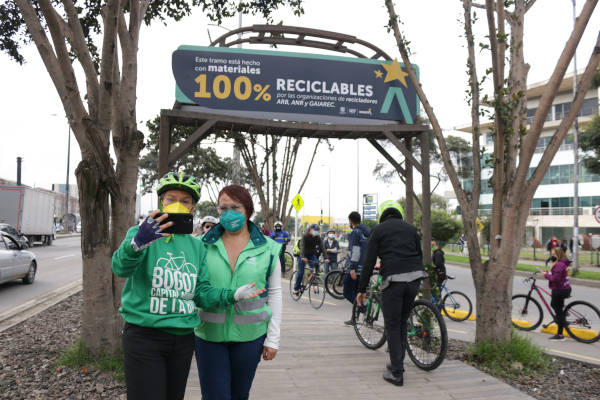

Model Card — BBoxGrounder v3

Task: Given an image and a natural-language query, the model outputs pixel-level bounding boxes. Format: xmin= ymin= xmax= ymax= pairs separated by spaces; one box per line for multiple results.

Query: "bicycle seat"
xmin=446 ymin=275 xmax=456 ymax=280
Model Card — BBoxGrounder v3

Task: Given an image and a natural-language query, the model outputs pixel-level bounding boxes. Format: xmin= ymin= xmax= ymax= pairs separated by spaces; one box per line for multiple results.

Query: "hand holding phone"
xmin=155 ymin=212 xmax=194 ymax=235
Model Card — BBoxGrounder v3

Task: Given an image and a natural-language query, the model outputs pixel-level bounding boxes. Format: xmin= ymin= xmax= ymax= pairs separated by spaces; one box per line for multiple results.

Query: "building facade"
xmin=449 ymin=69 xmax=600 ymax=245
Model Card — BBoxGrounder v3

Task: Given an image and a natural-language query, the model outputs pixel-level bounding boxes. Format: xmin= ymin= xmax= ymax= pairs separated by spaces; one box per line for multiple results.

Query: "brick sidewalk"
xmin=184 ymin=304 xmax=532 ymax=399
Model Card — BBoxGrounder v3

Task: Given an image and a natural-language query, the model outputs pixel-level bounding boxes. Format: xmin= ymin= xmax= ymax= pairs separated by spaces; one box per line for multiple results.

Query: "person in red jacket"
xmin=540 ymin=247 xmax=571 ymax=342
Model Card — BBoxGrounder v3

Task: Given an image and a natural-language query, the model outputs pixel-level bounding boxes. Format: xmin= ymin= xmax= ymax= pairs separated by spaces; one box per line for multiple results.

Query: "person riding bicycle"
xmin=200 ymin=215 xmax=219 ymax=235
xmin=270 ymin=221 xmax=291 ymax=277
xmin=294 ymin=224 xmax=329 ymax=295
xmin=112 ymin=172 xmax=264 ymax=400
xmin=344 ymin=212 xmax=370 ymax=326
xmin=540 ymin=246 xmax=572 ymax=341
xmin=324 ymin=228 xmax=340 ymax=275
xmin=356 ymin=200 xmax=427 ymax=387
xmin=431 ymin=238 xmax=446 ymax=291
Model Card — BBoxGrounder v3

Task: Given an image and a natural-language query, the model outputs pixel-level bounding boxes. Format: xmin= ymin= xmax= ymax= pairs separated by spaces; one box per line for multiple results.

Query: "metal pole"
xmin=294 ymin=208 xmax=298 ymax=272
xmin=572 ymin=0 xmax=580 ymax=273
xmin=328 ymin=166 xmax=331 ymax=227
xmin=231 ymin=0 xmax=243 ymax=184
xmin=356 ymin=141 xmax=359 ymax=211
xmin=66 ymin=124 xmax=71 ymax=232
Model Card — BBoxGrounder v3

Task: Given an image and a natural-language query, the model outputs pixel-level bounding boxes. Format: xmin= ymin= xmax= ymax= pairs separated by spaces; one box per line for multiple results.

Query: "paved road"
xmin=440 ymin=262 xmax=600 ymax=365
xmin=0 ymin=236 xmax=82 ymax=316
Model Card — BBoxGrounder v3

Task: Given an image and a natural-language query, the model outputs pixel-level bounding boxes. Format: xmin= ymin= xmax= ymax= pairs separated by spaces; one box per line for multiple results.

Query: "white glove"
xmin=234 ymin=283 xmax=258 ymax=301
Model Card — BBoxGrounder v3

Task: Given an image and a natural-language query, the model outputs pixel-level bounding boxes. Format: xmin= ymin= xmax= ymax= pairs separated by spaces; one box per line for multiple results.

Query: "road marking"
xmin=549 ymin=349 xmax=600 ymax=363
xmin=298 ymin=296 xmax=338 ymax=306
xmin=447 ymin=328 xmax=467 ymax=334
xmin=54 ymin=254 xmax=74 ymax=260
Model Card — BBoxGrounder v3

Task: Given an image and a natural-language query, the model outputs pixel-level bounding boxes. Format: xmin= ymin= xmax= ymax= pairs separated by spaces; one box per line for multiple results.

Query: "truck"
xmin=0 ymin=186 xmax=57 ymax=247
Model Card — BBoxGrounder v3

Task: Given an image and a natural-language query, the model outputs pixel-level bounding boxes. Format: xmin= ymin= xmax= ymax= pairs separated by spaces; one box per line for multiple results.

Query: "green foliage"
xmin=362 ymin=219 xmax=377 ymax=230
xmin=195 ymin=201 xmax=218 ymax=219
xmin=591 ymin=68 xmax=600 ymax=89
xmin=1 ymin=0 xmax=305 ymax=65
xmin=57 ymin=337 xmax=125 ymax=383
xmin=579 ymin=114 xmax=600 ymax=176
xmin=464 ymin=329 xmax=551 ymax=378
xmin=139 ymin=116 xmax=253 ymax=202
xmin=428 ymin=210 xmax=463 ymax=242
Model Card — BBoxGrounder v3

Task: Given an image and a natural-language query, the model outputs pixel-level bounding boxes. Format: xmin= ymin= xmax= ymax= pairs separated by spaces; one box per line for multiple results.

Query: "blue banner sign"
xmin=363 ymin=205 xmax=377 ymax=210
xmin=172 ymin=46 xmax=420 ymax=123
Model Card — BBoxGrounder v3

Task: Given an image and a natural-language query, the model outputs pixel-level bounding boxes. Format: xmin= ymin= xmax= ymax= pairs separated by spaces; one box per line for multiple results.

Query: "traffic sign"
xmin=292 ymin=194 xmax=304 ymax=212
xmin=595 ymin=206 xmax=600 ymax=224
xmin=476 ymin=219 xmax=485 ymax=233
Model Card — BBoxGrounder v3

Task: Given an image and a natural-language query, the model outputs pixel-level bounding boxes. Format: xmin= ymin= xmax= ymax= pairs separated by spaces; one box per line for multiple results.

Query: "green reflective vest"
xmin=195 ymin=222 xmax=281 ymax=343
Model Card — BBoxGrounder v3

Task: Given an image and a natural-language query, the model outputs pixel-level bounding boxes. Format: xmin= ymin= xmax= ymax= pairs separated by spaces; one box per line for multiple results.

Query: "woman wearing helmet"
xmin=201 ymin=215 xmax=219 ymax=235
xmin=356 ymin=200 xmax=427 ymax=387
xmin=112 ymin=172 xmax=264 ymax=400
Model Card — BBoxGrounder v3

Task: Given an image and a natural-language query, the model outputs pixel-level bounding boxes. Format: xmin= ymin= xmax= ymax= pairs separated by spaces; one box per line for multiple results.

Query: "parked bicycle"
xmin=512 ymin=268 xmax=600 ymax=343
xmin=432 ymin=275 xmax=473 ymax=322
xmin=353 ymin=269 xmax=448 ymax=371
xmin=289 ymin=260 xmax=325 ymax=309
xmin=324 ymin=257 xmax=346 ymax=299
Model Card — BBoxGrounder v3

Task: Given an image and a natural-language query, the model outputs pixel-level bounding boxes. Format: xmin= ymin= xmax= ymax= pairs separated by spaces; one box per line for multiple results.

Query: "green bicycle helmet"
xmin=378 ymin=200 xmax=404 ymax=222
xmin=156 ymin=172 xmax=201 ymax=203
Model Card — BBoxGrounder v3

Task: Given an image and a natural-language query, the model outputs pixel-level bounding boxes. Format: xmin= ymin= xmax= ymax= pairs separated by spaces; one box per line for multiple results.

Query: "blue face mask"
xmin=220 ymin=210 xmax=246 ymax=232
xmin=311 ymin=230 xmax=320 ymax=237
xmin=328 ymin=234 xmax=334 ymax=239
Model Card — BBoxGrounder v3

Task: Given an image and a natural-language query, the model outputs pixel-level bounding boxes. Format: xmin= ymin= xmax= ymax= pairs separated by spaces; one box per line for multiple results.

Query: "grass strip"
xmin=445 ymin=255 xmax=600 ymax=281
xmin=464 ymin=329 xmax=552 ymax=378
xmin=57 ymin=337 xmax=125 ymax=383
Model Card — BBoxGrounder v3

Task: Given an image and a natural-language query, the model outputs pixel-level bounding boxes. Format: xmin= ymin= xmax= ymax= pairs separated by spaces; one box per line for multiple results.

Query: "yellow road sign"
xmin=292 ymin=194 xmax=304 ymax=212
xmin=476 ymin=219 xmax=485 ymax=233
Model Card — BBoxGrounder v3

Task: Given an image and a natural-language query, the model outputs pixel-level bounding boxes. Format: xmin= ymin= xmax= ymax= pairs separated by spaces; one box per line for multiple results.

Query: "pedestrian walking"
xmin=356 ymin=200 xmax=427 ymax=387
xmin=324 ymin=228 xmax=340 ymax=274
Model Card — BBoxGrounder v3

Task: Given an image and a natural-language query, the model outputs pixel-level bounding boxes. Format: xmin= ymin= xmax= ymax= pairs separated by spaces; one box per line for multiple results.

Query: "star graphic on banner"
xmin=374 ymin=69 xmax=383 ymax=78
xmin=380 ymin=58 xmax=409 ymax=87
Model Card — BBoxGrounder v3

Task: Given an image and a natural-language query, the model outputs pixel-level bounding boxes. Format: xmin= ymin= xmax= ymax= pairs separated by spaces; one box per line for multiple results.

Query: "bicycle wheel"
xmin=511 ymin=295 xmax=542 ymax=331
xmin=564 ymin=301 xmax=600 ymax=343
xmin=325 ymin=270 xmax=345 ymax=300
xmin=441 ymin=291 xmax=473 ymax=322
xmin=406 ymin=299 xmax=448 ymax=371
xmin=308 ymin=276 xmax=326 ymax=309
xmin=284 ymin=252 xmax=294 ymax=272
xmin=289 ymin=271 xmax=302 ymax=301
xmin=353 ymin=294 xmax=387 ymax=350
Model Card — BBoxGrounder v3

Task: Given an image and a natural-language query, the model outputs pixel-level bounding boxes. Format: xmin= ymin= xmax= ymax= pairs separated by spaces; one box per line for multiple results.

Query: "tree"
xmin=195 ymin=201 xmax=219 ymax=220
xmin=385 ymin=0 xmax=600 ymax=342
xmin=425 ymin=210 xmax=463 ymax=243
xmin=579 ymin=70 xmax=600 ymax=176
xmin=230 ymin=132 xmax=327 ymax=232
xmin=362 ymin=219 xmax=377 ymax=230
xmin=140 ymin=117 xmax=254 ymax=203
xmin=1 ymin=0 xmax=304 ymax=355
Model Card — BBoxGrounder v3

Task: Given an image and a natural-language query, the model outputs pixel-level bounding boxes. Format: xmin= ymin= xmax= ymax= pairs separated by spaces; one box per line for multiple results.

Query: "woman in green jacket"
xmin=195 ymin=185 xmax=283 ymax=400
xmin=112 ymin=173 xmax=263 ymax=400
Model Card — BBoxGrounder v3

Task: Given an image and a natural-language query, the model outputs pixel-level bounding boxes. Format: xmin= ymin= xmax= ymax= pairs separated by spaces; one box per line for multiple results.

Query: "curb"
xmin=0 ymin=279 xmax=82 ymax=333
xmin=446 ymin=261 xmax=600 ymax=289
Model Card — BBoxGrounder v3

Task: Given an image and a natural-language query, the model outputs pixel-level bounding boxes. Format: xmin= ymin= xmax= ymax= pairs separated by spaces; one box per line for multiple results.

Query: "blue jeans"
xmin=324 ymin=260 xmax=337 ymax=275
xmin=343 ymin=272 xmax=359 ymax=306
xmin=294 ymin=254 xmax=319 ymax=291
xmin=195 ymin=335 xmax=265 ymax=400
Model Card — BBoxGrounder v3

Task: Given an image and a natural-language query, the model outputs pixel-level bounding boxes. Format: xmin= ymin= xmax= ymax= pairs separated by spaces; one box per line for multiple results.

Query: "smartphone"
xmin=155 ymin=213 xmax=194 ymax=235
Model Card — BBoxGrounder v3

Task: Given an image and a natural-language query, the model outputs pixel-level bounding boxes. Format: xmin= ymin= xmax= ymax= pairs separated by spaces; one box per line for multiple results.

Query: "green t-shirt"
xmin=111 ymin=225 xmax=235 ymax=335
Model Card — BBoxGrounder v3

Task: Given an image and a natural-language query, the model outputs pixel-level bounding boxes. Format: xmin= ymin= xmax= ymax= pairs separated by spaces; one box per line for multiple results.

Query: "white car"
xmin=76 ymin=222 xmax=81 ymax=233
xmin=0 ymin=233 xmax=37 ymax=285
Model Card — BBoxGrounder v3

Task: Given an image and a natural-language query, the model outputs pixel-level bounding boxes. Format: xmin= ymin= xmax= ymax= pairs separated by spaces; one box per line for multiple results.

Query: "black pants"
xmin=551 ymin=288 xmax=572 ymax=335
xmin=381 ymin=280 xmax=421 ymax=375
xmin=122 ymin=322 xmax=195 ymax=400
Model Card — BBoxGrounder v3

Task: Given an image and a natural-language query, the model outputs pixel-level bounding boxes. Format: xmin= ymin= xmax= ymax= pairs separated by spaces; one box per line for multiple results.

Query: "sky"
xmin=0 ymin=0 xmax=598 ymax=221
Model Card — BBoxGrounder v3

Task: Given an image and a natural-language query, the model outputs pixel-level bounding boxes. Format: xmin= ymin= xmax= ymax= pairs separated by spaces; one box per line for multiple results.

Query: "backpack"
xmin=293 ymin=239 xmax=301 ymax=256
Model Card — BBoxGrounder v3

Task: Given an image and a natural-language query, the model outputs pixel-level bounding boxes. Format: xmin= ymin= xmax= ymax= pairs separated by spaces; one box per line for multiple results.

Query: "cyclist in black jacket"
xmin=357 ymin=200 xmax=427 ymax=387
xmin=431 ymin=238 xmax=446 ymax=290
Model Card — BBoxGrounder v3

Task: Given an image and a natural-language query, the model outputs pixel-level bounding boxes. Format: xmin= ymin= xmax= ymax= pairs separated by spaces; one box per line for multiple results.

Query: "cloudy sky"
xmin=0 ymin=0 xmax=598 ymax=221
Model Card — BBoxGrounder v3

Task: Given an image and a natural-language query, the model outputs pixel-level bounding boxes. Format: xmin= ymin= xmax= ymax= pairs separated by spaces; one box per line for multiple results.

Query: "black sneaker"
xmin=549 ymin=334 xmax=566 ymax=341
xmin=344 ymin=320 xmax=353 ymax=326
xmin=383 ymin=372 xmax=403 ymax=386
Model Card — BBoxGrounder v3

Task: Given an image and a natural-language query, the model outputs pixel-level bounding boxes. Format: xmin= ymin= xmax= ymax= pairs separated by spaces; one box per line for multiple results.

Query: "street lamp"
xmin=571 ymin=0 xmax=580 ymax=274
xmin=533 ymin=218 xmax=539 ymax=260
xmin=52 ymin=114 xmax=72 ymax=231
